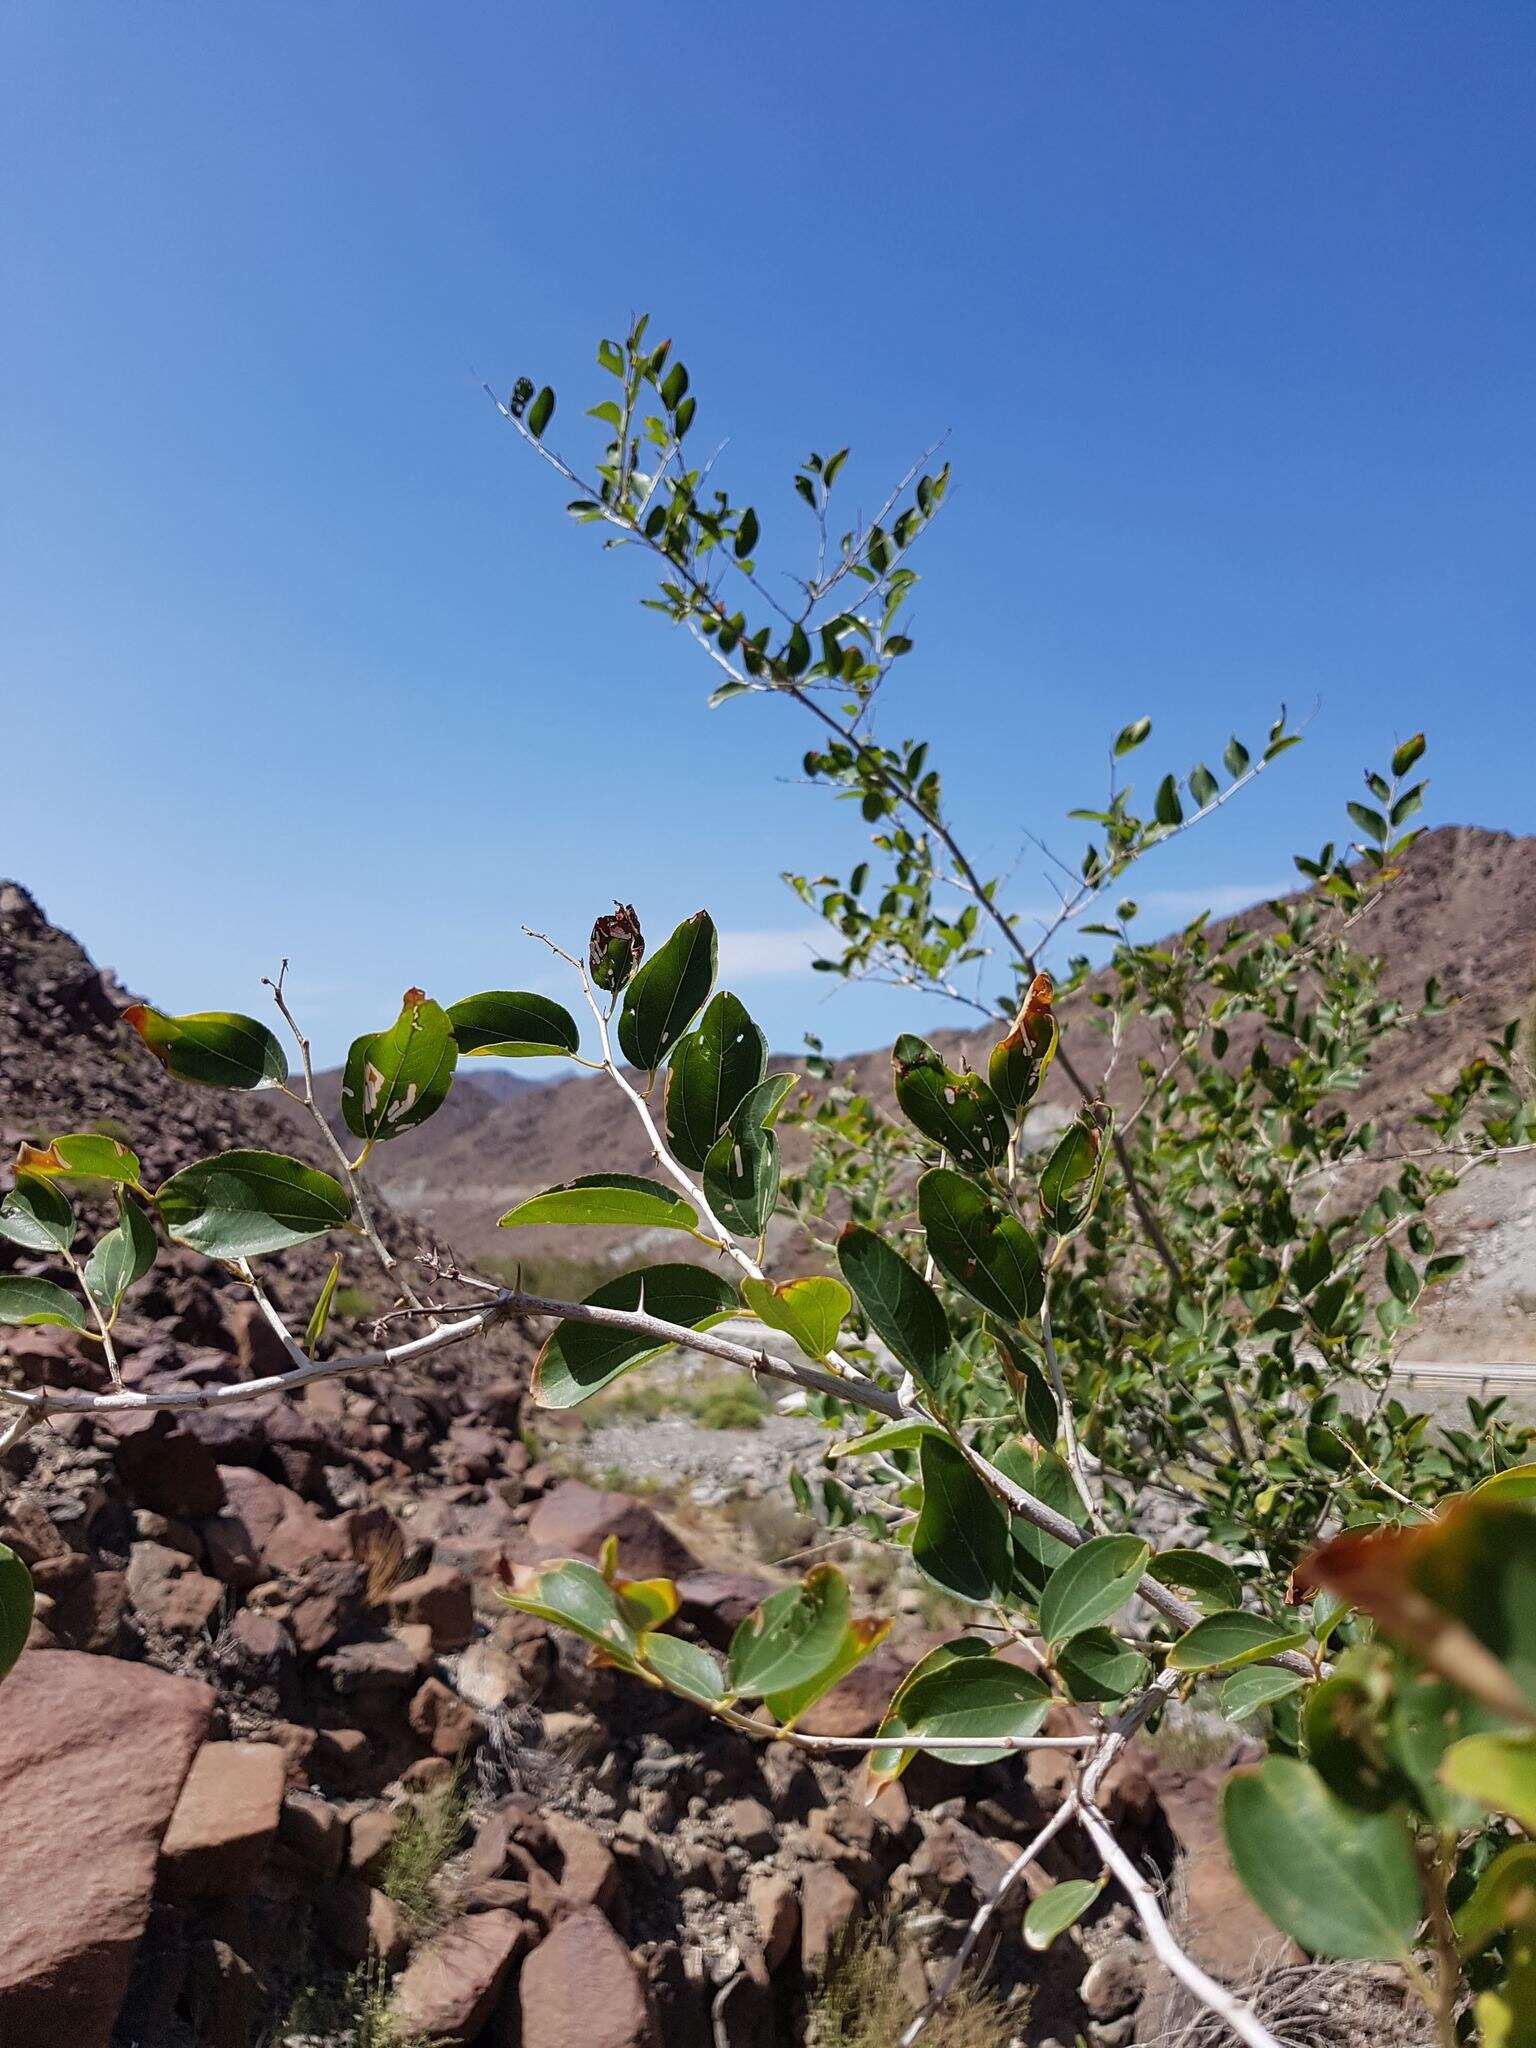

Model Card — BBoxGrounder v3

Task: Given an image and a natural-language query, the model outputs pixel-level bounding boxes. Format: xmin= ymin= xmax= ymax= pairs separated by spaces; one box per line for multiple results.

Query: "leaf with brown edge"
xmin=764 ymin=1611 xmax=893 ymax=1727
xmin=1296 ymin=1494 xmax=1536 ymax=1726
xmin=16 ymin=1134 xmax=142 ymax=1185
xmin=990 ymin=971 xmax=1059 ymax=1116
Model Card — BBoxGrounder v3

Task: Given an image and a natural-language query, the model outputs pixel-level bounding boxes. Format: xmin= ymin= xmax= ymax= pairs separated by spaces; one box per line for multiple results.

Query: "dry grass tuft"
xmin=806 ymin=1918 xmax=1027 ymax=2048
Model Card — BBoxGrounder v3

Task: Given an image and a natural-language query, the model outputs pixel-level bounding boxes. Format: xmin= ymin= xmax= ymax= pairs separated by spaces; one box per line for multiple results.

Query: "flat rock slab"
xmin=514 ymin=1906 xmax=653 ymax=2048
xmin=0 ymin=1649 xmax=213 ymax=2048
xmin=391 ymin=1906 xmax=529 ymax=2043
xmin=157 ymin=1739 xmax=287 ymax=1901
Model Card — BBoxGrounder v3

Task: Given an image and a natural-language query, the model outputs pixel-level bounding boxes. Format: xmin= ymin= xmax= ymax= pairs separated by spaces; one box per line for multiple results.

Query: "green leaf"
xmin=836 ymin=1226 xmax=951 ymax=1394
xmin=124 ymin=1004 xmax=288 ymax=1090
xmin=730 ymin=1072 xmax=796 ymax=1131
xmin=527 ymin=385 xmax=555 ymax=437
xmin=1039 ymin=1105 xmax=1113 ymax=1238
xmin=740 ymin=1275 xmax=850 ymax=1362
xmin=827 ymin=1418 xmax=944 ymax=1461
xmin=892 ymin=1036 xmax=1008 ymax=1173
xmin=1154 ymin=773 xmax=1184 ymax=827
xmin=1221 ymin=1667 xmax=1307 ymax=1720
xmin=703 ymin=1119 xmax=779 ymax=1237
xmin=83 ymin=1195 xmax=157 ymax=1320
xmin=884 ymin=1653 xmax=1051 ymax=1764
xmin=641 ymin=1631 xmax=727 ymax=1705
xmin=15 ymin=1134 xmax=141 ymax=1185
xmin=1442 ymin=1735 xmax=1536 ymax=1832
xmin=1169 ymin=1610 xmax=1309 ymax=1673
xmin=1148 ymin=1549 xmax=1242 ymax=1618
xmin=727 ymin=1565 xmax=851 ymax=1699
xmin=1056 ymin=1628 xmax=1148 ymax=1704
xmin=533 ymin=1263 xmax=737 ymax=1408
xmin=1189 ymin=763 xmax=1219 ymax=808
xmin=341 ymin=990 xmax=458 ymax=1142
xmin=446 ymin=991 xmax=580 ymax=1059
xmin=1385 ymin=1244 xmax=1420 ymax=1307
xmin=499 ymin=1175 xmax=699 ymax=1234
xmin=765 ymin=1613 xmax=892 ymax=1727
xmin=0 ymin=1174 xmax=76 ymax=1253
xmin=0 ymin=1276 xmax=86 ymax=1329
xmin=868 ymin=1638 xmax=994 ymax=1782
xmin=735 ymin=507 xmax=759 ymax=559
xmin=617 ymin=912 xmax=717 ymax=1073
xmin=1391 ymin=733 xmax=1426 ymax=778
xmin=918 ymin=1168 xmax=1042 ymax=1324
xmin=1221 ymin=1756 xmax=1420 ymax=1960
xmin=664 ymin=992 xmax=767 ymax=1169
xmin=503 ymin=1558 xmax=640 ymax=1670
xmin=999 ymin=1441 xmax=1088 ymax=1598
xmin=1038 ymin=1535 xmax=1150 ymax=1647
xmin=0 ymin=1544 xmax=35 ymax=1682
xmin=912 ymin=1435 xmax=1011 ymax=1606
xmin=303 ymin=1256 xmax=341 ymax=1358
xmin=1024 ymin=1879 xmax=1104 ymax=1951
xmin=156 ymin=1150 xmax=352 ymax=1259
xmin=1113 ymin=717 xmax=1151 ymax=756
xmin=1454 ymin=1843 xmax=1536 ymax=1955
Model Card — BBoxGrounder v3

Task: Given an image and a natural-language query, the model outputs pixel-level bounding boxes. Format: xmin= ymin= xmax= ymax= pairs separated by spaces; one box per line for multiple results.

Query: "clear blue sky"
xmin=4 ymin=4 xmax=1532 ymax=1067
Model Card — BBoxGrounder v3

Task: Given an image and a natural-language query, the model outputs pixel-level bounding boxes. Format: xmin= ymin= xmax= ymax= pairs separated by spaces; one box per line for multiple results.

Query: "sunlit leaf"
xmin=124 ymin=1005 xmax=287 ymax=1090
xmin=156 ymin=1150 xmax=352 ymax=1259
xmin=727 ymin=1566 xmax=850 ymax=1699
xmin=532 ymin=1263 xmax=737 ymax=1408
xmin=499 ymin=1175 xmax=699 ymax=1234
xmin=0 ymin=1277 xmax=86 ymax=1330
xmin=446 ymin=990 xmax=580 ymax=1059
xmin=341 ymin=990 xmax=458 ymax=1142
xmin=83 ymin=1194 xmax=157 ymax=1320
xmin=617 ymin=911 xmax=717 ymax=1073
xmin=892 ymin=1036 xmax=1008 ymax=1173
xmin=0 ymin=1174 xmax=76 ymax=1253
xmin=740 ymin=1275 xmax=850 ymax=1362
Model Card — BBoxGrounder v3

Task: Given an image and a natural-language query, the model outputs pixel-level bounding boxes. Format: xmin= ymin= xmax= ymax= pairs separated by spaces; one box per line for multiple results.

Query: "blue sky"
xmin=3 ymin=4 xmax=1532 ymax=1068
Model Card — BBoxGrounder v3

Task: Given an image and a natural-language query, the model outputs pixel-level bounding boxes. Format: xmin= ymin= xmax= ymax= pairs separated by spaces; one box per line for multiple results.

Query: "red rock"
xmin=347 ymin=1803 xmax=399 ymax=1882
xmin=278 ymin=1790 xmax=347 ymax=1878
xmin=515 ymin=1906 xmax=652 ymax=2048
xmin=800 ymin=1865 xmax=859 ymax=1971
xmin=383 ymin=1562 xmax=475 ymax=1649
xmin=319 ymin=1879 xmax=408 ymax=1968
xmin=797 ymin=1640 xmax=912 ymax=1737
xmin=0 ymin=1650 xmax=213 ymax=2048
xmin=675 ymin=1568 xmax=775 ymax=1648
xmin=157 ymin=1741 xmax=286 ymax=1901
xmin=747 ymin=1872 xmax=799 ymax=1972
xmin=547 ymin=1811 xmax=618 ymax=1910
xmin=219 ymin=1296 xmax=293 ymax=1376
xmin=126 ymin=1539 xmax=224 ymax=1635
xmin=108 ymin=1411 xmax=226 ymax=1519
xmin=525 ymin=1480 xmax=698 ymax=1580
xmin=390 ymin=1907 xmax=529 ymax=2042
xmin=409 ymin=1676 xmax=484 ymax=1758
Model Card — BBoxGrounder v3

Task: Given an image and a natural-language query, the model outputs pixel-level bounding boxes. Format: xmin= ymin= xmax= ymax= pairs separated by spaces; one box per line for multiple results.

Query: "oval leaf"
xmin=1221 ymin=1666 xmax=1307 ymax=1721
xmin=503 ymin=1558 xmax=640 ymax=1670
xmin=703 ymin=1120 xmax=779 ymax=1238
xmin=15 ymin=1134 xmax=141 ymax=1185
xmin=341 ymin=990 xmax=458 ymax=1142
xmin=1056 ymin=1627 xmax=1149 ymax=1705
xmin=892 ymin=1036 xmax=1008 ymax=1173
xmin=1222 ymin=1756 xmax=1420 ymax=1960
xmin=889 ymin=1653 xmax=1051 ymax=1764
xmin=836 ymin=1225 xmax=951 ymax=1395
xmin=156 ymin=1150 xmax=352 ymax=1260
xmin=125 ymin=1004 xmax=288 ymax=1090
xmin=740 ymin=1275 xmax=851 ymax=1363
xmin=617 ymin=911 xmax=717 ymax=1073
xmin=1149 ymin=1548 xmax=1242 ymax=1618
xmin=1024 ymin=1879 xmax=1103 ymax=1952
xmin=446 ymin=990 xmax=580 ymax=1059
xmin=0 ymin=1174 xmax=76 ymax=1253
xmin=0 ymin=1276 xmax=86 ymax=1329
xmin=664 ymin=991 xmax=766 ymax=1170
xmin=1040 ymin=1104 xmax=1113 ymax=1239
xmin=913 ymin=1435 xmax=1011 ymax=1606
xmin=1039 ymin=1535 xmax=1149 ymax=1647
xmin=1169 ymin=1609 xmax=1309 ymax=1674
xmin=727 ymin=1565 xmax=850 ymax=1699
xmin=0 ymin=1544 xmax=35 ymax=1683
xmin=83 ymin=1195 xmax=157 ymax=1319
xmin=533 ymin=1263 xmax=738 ymax=1408
xmin=642 ymin=1631 xmax=727 ymax=1705
xmin=499 ymin=1175 xmax=699 ymax=1234
xmin=919 ymin=1168 xmax=1042 ymax=1324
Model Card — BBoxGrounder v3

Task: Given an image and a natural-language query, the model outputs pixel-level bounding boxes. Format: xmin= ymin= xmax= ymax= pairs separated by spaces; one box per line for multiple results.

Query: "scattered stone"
xmin=747 ymin=1871 xmax=799 ymax=1971
xmin=157 ymin=1740 xmax=286 ymax=1901
xmin=391 ymin=1906 xmax=529 ymax=2043
xmin=277 ymin=1789 xmax=347 ymax=1877
xmin=321 ymin=1634 xmax=420 ymax=1693
xmin=1080 ymin=1941 xmax=1146 ymax=2021
xmin=125 ymin=1539 xmax=224 ymax=1636
xmin=516 ymin=1905 xmax=652 ymax=2048
xmin=383 ymin=1562 xmax=475 ymax=1650
xmin=410 ymin=1675 xmax=484 ymax=1757
xmin=800 ymin=1864 xmax=859 ymax=1971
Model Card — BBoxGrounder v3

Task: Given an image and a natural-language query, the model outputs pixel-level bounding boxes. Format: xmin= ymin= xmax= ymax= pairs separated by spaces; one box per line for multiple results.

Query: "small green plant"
xmin=272 ymin=1956 xmax=411 ymax=2048
xmin=380 ymin=1775 xmax=467 ymax=1937
xmin=807 ymin=1919 xmax=1021 ymax=2048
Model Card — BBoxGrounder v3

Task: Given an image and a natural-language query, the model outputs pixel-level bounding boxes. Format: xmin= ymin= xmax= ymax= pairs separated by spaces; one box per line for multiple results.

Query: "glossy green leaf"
xmin=912 ymin=1435 xmax=1011 ymax=1606
xmin=156 ymin=1150 xmax=352 ymax=1259
xmin=124 ymin=1004 xmax=288 ymax=1090
xmin=642 ymin=1631 xmax=727 ymax=1705
xmin=527 ymin=385 xmax=555 ymax=437
xmin=533 ymin=1263 xmax=737 ymax=1408
xmin=1222 ymin=1757 xmax=1420 ymax=1960
xmin=1168 ymin=1610 xmax=1308 ymax=1673
xmin=0 ymin=1544 xmax=35 ymax=1682
xmin=83 ymin=1195 xmax=157 ymax=1320
xmin=868 ymin=1638 xmax=993 ymax=1783
xmin=727 ymin=1566 xmax=851 ymax=1699
xmin=1039 ymin=1105 xmax=1113 ymax=1239
xmin=1442 ymin=1734 xmax=1536 ymax=1832
xmin=1221 ymin=1666 xmax=1307 ymax=1720
xmin=730 ymin=1072 xmax=797 ymax=1130
xmin=15 ymin=1134 xmax=141 ymax=1185
xmin=1149 ymin=1549 xmax=1242 ymax=1618
xmin=446 ymin=990 xmax=580 ymax=1059
xmin=703 ymin=1119 xmax=779 ymax=1237
xmin=918 ymin=1169 xmax=1043 ymax=1325
xmin=499 ymin=1175 xmax=699 ymax=1234
xmin=0 ymin=1174 xmax=76 ymax=1253
xmin=884 ymin=1653 xmax=1051 ymax=1765
xmin=1039 ymin=1535 xmax=1149 ymax=1647
xmin=664 ymin=991 xmax=766 ymax=1170
xmin=303 ymin=1255 xmax=341 ymax=1357
xmin=827 ymin=1418 xmax=944 ymax=1461
xmin=740 ymin=1275 xmax=850 ymax=1362
xmin=1024 ymin=1879 xmax=1104 ymax=1951
xmin=836 ymin=1225 xmax=951 ymax=1393
xmin=1057 ymin=1627 xmax=1148 ymax=1704
xmin=617 ymin=911 xmax=717 ymax=1073
xmin=0 ymin=1276 xmax=86 ymax=1329
xmin=341 ymin=990 xmax=458 ymax=1142
xmin=1113 ymin=717 xmax=1152 ymax=756
xmin=892 ymin=1036 xmax=1008 ymax=1173
xmin=503 ymin=1558 xmax=640 ymax=1670
xmin=765 ymin=1613 xmax=892 ymax=1726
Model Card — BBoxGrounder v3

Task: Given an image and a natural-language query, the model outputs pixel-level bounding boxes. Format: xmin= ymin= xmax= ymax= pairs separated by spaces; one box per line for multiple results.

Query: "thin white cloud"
xmin=717 ymin=927 xmax=827 ymax=977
